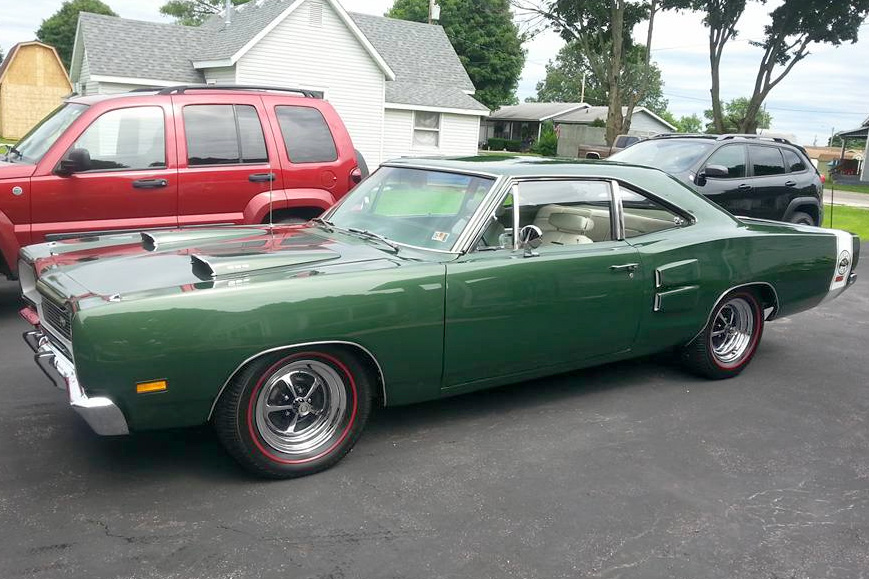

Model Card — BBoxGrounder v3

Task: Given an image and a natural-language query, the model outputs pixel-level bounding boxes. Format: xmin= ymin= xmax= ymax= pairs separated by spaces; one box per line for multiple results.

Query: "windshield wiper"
xmin=347 ymin=227 xmax=400 ymax=254
xmin=311 ymin=217 xmax=335 ymax=231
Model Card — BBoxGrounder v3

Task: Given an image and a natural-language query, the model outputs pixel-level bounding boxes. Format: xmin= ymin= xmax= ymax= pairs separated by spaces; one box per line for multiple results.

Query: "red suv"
xmin=0 ymin=85 xmax=366 ymax=279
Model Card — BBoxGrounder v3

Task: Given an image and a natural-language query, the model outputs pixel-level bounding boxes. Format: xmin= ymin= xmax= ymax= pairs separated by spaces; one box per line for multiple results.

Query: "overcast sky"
xmin=2 ymin=0 xmax=867 ymax=145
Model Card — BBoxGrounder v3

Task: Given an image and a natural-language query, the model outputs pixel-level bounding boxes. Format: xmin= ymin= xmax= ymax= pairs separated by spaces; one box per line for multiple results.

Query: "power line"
xmin=664 ymin=91 xmax=867 ymax=116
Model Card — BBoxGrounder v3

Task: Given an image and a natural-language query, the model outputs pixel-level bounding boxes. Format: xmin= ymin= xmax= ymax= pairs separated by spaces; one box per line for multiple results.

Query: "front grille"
xmin=42 ymin=298 xmax=73 ymax=341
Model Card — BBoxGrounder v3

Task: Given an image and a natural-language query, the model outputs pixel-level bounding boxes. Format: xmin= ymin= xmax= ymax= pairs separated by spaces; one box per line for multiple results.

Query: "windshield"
xmin=609 ymin=139 xmax=715 ymax=173
xmin=327 ymin=166 xmax=496 ymax=251
xmin=7 ymin=103 xmax=88 ymax=164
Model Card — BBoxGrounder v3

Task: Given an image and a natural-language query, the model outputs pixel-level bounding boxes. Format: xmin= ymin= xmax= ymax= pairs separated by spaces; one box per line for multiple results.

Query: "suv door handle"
xmin=784 ymin=180 xmax=796 ymax=187
xmin=132 ymin=178 xmax=168 ymax=189
xmin=738 ymin=184 xmax=752 ymax=191
xmin=249 ymin=172 xmax=276 ymax=183
xmin=610 ymin=263 xmax=639 ymax=272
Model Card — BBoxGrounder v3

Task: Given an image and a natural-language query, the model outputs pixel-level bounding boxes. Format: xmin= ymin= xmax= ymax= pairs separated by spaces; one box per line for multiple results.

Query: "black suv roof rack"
xmin=716 ymin=134 xmax=792 ymax=144
xmin=128 ymin=85 xmax=321 ymax=98
xmin=649 ymin=133 xmax=716 ymax=140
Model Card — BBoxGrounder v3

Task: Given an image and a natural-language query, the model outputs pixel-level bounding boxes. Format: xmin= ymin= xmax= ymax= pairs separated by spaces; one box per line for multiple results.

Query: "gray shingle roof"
xmin=78 ymin=12 xmax=208 ymax=83
xmin=76 ymin=0 xmax=486 ymax=112
xmin=488 ymin=102 xmax=589 ymax=121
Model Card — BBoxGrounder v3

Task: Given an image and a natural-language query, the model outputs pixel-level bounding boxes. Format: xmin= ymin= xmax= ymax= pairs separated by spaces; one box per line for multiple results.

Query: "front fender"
xmin=0 ymin=210 xmax=21 ymax=277
xmin=243 ymin=189 xmax=337 ymax=224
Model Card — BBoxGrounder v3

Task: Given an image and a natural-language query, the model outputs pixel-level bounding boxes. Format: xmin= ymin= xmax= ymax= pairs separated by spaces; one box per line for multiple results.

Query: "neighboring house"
xmin=481 ymin=102 xmax=676 ymax=153
xmin=0 ymin=41 xmax=73 ymax=140
xmin=835 ymin=117 xmax=869 ymax=182
xmin=69 ymin=0 xmax=489 ymax=166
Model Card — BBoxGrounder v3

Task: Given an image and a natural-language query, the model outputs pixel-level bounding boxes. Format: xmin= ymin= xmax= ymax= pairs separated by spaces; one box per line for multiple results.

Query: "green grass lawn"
xmin=828 ymin=181 xmax=869 ymax=195
xmin=824 ymin=204 xmax=869 ymax=239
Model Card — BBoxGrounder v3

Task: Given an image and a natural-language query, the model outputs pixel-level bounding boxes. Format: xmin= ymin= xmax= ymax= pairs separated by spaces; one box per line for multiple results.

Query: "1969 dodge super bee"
xmin=18 ymin=157 xmax=859 ymax=478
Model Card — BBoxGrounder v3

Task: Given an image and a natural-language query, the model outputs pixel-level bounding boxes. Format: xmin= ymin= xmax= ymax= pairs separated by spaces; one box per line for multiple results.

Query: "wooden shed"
xmin=0 ymin=41 xmax=73 ymax=140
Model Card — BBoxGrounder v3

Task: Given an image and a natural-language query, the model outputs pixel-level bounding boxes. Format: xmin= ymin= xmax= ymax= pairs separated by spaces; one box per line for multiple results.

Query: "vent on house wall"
xmin=309 ymin=2 xmax=323 ymax=27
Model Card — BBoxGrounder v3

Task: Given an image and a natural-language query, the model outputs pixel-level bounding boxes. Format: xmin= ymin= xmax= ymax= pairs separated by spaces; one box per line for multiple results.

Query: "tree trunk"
xmin=709 ymin=31 xmax=725 ymax=133
xmin=605 ymin=0 xmax=625 ymax=146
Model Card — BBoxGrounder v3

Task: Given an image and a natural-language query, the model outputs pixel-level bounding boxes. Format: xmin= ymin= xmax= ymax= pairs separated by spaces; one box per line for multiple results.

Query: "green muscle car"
xmin=18 ymin=157 xmax=859 ymax=478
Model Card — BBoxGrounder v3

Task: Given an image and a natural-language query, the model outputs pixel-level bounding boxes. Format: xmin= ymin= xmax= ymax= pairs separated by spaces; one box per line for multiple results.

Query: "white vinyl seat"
xmin=540 ymin=210 xmax=594 ymax=245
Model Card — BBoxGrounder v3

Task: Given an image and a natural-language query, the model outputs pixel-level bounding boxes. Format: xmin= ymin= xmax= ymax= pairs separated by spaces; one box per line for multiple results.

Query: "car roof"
xmin=384 ymin=155 xmax=669 ymax=179
xmin=67 ymin=87 xmax=316 ymax=106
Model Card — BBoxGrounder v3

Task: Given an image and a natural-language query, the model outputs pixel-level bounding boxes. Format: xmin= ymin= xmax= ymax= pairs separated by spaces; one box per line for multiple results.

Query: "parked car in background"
xmin=19 ymin=156 xmax=858 ymax=478
xmin=580 ymin=134 xmax=643 ymax=159
xmin=0 ymin=85 xmax=367 ymax=280
xmin=608 ymin=134 xmax=824 ymax=225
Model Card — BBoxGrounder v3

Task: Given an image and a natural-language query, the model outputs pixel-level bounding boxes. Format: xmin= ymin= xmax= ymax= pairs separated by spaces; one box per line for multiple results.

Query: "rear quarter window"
xmin=275 ymin=106 xmax=338 ymax=163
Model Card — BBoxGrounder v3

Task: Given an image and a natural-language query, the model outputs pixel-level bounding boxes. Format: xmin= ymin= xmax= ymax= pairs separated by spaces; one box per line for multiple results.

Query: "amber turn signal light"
xmin=136 ymin=380 xmax=168 ymax=394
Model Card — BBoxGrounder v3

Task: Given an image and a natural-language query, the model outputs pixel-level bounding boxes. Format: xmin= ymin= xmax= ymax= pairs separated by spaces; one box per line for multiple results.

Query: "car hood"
xmin=0 ymin=159 xmax=37 ymax=179
xmin=29 ymin=225 xmax=410 ymax=307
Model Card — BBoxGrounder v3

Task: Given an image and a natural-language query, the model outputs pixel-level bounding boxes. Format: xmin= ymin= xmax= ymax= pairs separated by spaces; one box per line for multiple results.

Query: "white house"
xmin=68 ymin=0 xmax=489 ymax=166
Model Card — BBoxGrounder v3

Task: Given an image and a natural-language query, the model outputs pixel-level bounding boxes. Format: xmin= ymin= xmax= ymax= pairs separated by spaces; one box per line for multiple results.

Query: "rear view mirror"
xmin=57 ymin=148 xmax=92 ymax=176
xmin=585 ymin=152 xmax=601 ymax=160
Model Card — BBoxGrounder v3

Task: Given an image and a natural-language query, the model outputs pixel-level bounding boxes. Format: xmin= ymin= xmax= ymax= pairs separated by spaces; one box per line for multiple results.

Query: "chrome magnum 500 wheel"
xmin=215 ymin=348 xmax=373 ymax=478
xmin=682 ymin=290 xmax=764 ymax=379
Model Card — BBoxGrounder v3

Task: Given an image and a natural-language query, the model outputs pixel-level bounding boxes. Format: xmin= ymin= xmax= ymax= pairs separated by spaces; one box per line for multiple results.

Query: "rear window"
xmin=783 ymin=149 xmax=807 ymax=172
xmin=275 ymin=106 xmax=338 ymax=163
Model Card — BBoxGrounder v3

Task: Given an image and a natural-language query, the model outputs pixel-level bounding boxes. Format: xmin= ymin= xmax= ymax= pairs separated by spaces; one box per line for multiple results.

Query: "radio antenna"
xmin=268 ymin=156 xmax=274 ymax=229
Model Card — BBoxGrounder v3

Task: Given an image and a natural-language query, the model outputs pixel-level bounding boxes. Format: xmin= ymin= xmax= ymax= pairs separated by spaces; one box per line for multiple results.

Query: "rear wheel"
xmin=681 ymin=291 xmax=764 ymax=379
xmin=214 ymin=348 xmax=372 ymax=478
xmin=788 ymin=211 xmax=815 ymax=226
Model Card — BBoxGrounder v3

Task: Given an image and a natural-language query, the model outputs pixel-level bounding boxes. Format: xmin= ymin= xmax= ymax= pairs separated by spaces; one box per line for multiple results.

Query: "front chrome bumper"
xmin=23 ymin=329 xmax=129 ymax=436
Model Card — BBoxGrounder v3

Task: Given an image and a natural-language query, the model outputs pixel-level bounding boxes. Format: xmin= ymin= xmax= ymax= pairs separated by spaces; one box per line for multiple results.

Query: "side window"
xmin=620 ymin=189 xmax=687 ymax=238
xmin=704 ymin=145 xmax=746 ymax=178
xmin=413 ymin=111 xmax=441 ymax=148
xmin=481 ymin=180 xmax=614 ymax=249
xmin=275 ymin=106 xmax=338 ymax=163
xmin=783 ymin=149 xmax=807 ymax=172
xmin=750 ymin=145 xmax=786 ymax=176
xmin=72 ymin=106 xmax=165 ymax=171
xmin=184 ymin=104 xmax=268 ymax=166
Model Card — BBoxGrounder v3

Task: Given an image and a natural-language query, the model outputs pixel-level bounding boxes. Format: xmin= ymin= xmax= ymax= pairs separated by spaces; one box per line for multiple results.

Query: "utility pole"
xmin=429 ymin=0 xmax=440 ymax=24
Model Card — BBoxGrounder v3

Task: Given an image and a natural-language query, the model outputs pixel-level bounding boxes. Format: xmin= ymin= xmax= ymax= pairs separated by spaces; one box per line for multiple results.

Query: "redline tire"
xmin=681 ymin=290 xmax=764 ymax=380
xmin=214 ymin=348 xmax=372 ymax=479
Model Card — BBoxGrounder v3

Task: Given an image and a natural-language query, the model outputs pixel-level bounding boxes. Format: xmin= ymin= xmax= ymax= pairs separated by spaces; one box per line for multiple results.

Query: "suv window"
xmin=275 ymin=106 xmax=338 ymax=163
xmin=705 ymin=145 xmax=746 ymax=178
xmin=750 ymin=145 xmax=786 ymax=176
xmin=73 ymin=106 xmax=165 ymax=171
xmin=184 ymin=104 xmax=268 ymax=166
xmin=783 ymin=149 xmax=807 ymax=172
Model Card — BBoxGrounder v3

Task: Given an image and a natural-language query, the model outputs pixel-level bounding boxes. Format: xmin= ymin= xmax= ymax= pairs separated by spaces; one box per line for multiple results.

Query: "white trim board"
xmin=385 ymin=102 xmax=489 ymax=117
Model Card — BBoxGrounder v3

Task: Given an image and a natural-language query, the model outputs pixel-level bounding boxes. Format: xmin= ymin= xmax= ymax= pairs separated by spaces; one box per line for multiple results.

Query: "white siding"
xmin=204 ymin=66 xmax=236 ymax=85
xmin=382 ymin=108 xmax=481 ymax=162
xmin=79 ymin=51 xmax=100 ymax=96
xmin=629 ymin=110 xmax=672 ymax=135
xmin=236 ymin=0 xmax=385 ymax=164
xmin=96 ymin=82 xmax=145 ymax=95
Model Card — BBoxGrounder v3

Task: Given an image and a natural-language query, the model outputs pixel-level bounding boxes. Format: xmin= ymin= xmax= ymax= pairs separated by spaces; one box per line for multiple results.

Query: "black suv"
xmin=608 ymin=134 xmax=824 ymax=225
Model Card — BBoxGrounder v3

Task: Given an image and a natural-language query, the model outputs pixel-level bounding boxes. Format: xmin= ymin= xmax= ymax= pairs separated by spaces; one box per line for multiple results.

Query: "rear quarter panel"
xmin=71 ymin=264 xmax=446 ymax=431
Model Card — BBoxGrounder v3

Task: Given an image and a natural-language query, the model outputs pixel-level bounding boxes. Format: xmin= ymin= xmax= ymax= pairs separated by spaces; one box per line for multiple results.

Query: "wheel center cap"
xmin=297 ymin=401 xmax=312 ymax=416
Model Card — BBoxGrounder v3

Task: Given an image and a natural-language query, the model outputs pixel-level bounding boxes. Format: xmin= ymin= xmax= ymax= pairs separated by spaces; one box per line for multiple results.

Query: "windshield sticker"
xmin=432 ymin=231 xmax=450 ymax=243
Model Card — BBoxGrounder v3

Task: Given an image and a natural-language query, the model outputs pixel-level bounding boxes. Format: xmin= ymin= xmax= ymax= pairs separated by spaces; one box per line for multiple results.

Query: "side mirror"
xmin=701 ymin=164 xmax=729 ymax=179
xmin=585 ymin=152 xmax=601 ymax=160
xmin=57 ymin=148 xmax=92 ymax=176
xmin=517 ymin=224 xmax=543 ymax=257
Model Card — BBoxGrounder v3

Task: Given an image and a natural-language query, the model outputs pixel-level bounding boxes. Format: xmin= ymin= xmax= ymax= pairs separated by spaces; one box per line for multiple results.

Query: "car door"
xmin=30 ymin=103 xmax=178 ymax=241
xmin=695 ymin=143 xmax=749 ymax=215
xmin=746 ymin=144 xmax=789 ymax=220
xmin=174 ymin=95 xmax=283 ymax=226
xmin=443 ymin=178 xmax=642 ymax=388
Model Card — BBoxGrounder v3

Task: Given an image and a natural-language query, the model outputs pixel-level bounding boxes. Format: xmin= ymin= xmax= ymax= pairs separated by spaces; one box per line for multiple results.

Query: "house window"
xmin=413 ymin=111 xmax=441 ymax=148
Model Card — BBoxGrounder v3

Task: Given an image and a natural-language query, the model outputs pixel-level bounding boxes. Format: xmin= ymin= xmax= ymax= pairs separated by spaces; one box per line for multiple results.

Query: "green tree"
xmin=36 ymin=0 xmax=117 ymax=69
xmin=160 ymin=0 xmax=251 ymax=26
xmin=0 ymin=47 xmax=5 ymax=66
xmin=659 ymin=111 xmax=702 ymax=133
xmin=703 ymin=97 xmax=771 ymax=133
xmin=533 ymin=42 xmax=668 ymax=115
xmin=386 ymin=0 xmax=525 ymax=109
xmin=531 ymin=121 xmax=558 ymax=156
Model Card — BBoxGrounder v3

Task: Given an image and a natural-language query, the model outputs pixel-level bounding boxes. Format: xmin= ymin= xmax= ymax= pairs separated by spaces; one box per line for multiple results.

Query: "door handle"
xmin=132 ymin=178 xmax=168 ymax=189
xmin=610 ymin=263 xmax=639 ymax=272
xmin=249 ymin=172 xmax=276 ymax=183
xmin=737 ymin=184 xmax=752 ymax=191
xmin=785 ymin=180 xmax=796 ymax=187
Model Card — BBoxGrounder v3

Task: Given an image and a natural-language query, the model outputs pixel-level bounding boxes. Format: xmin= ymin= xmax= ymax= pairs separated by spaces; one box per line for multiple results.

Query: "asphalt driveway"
xmin=0 ymin=256 xmax=867 ymax=579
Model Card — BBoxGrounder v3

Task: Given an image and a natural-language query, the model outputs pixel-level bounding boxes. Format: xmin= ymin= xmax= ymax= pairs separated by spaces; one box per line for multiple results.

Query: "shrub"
xmin=531 ymin=121 xmax=558 ymax=156
xmin=487 ymin=138 xmax=522 ymax=152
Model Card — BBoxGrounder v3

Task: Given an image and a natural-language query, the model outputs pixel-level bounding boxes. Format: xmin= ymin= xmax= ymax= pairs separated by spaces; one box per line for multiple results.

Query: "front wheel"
xmin=681 ymin=291 xmax=764 ymax=379
xmin=214 ymin=349 xmax=372 ymax=478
